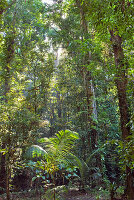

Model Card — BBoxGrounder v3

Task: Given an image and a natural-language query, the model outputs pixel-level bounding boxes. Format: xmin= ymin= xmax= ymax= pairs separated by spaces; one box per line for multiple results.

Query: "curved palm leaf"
xmin=40 ymin=130 xmax=79 ymax=158
xmin=66 ymin=153 xmax=89 ymax=186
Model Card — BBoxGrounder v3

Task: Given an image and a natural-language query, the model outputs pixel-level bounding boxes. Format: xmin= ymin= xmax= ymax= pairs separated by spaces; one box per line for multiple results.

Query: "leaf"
xmin=24 ymin=145 xmax=48 ymax=160
xmin=32 ymin=177 xmax=37 ymax=181
xmin=42 ymin=176 xmax=46 ymax=180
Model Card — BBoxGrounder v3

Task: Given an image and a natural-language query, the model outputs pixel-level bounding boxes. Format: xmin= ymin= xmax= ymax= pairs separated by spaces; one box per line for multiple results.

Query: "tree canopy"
xmin=0 ymin=0 xmax=134 ymax=200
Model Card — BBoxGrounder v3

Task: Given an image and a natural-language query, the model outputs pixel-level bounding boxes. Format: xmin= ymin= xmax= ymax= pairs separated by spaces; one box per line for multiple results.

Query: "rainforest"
xmin=0 ymin=0 xmax=134 ymax=200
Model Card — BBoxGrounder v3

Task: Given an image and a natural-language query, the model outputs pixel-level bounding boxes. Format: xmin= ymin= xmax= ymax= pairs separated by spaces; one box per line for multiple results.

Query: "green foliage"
xmin=68 ymin=153 xmax=89 ymax=187
xmin=0 ymin=0 xmax=8 ymax=16
xmin=42 ymin=130 xmax=79 ymax=154
xmin=38 ymin=130 xmax=79 ymax=172
xmin=118 ymin=133 xmax=134 ymax=170
xmin=0 ymin=0 xmax=133 ymax=198
xmin=83 ymin=0 xmax=134 ymax=39
xmin=23 ymin=145 xmax=47 ymax=160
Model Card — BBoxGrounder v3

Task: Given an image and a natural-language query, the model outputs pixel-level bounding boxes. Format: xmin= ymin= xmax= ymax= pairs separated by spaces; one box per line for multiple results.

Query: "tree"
xmin=0 ymin=0 xmax=54 ymax=198
xmin=0 ymin=0 xmax=133 ymax=198
xmin=80 ymin=0 xmax=134 ymax=198
xmin=46 ymin=0 xmax=133 ymax=197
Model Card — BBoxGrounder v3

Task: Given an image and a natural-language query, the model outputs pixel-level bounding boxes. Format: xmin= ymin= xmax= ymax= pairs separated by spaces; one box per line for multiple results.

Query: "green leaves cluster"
xmin=118 ymin=133 xmax=134 ymax=170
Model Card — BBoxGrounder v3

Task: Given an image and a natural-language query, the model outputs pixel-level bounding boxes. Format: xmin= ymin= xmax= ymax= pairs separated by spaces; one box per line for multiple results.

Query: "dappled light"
xmin=0 ymin=0 xmax=133 ymax=200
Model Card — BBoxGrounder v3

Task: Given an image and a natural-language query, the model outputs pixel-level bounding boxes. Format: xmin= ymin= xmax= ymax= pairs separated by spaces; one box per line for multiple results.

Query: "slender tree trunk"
xmin=0 ymin=65 xmax=10 ymax=194
xmin=50 ymin=99 xmax=55 ymax=136
xmin=85 ymin=70 xmax=98 ymax=150
xmin=57 ymin=91 xmax=62 ymax=119
xmin=6 ymin=164 xmax=10 ymax=200
xmin=33 ymin=66 xmax=37 ymax=114
xmin=2 ymin=67 xmax=11 ymax=200
xmin=0 ymin=33 xmax=15 ymax=199
xmin=5 ymin=53 xmax=11 ymax=200
xmin=0 ymin=143 xmax=6 ymax=191
xmin=75 ymin=0 xmax=102 ymax=188
xmin=76 ymin=0 xmax=98 ymax=151
xmin=110 ymin=30 xmax=134 ymax=199
xmin=56 ymin=90 xmax=62 ymax=130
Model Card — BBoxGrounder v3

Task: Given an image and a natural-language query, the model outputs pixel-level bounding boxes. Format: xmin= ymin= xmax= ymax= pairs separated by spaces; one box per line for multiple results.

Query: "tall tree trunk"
xmin=50 ymin=99 xmax=55 ymax=136
xmin=110 ymin=30 xmax=134 ymax=199
xmin=85 ymin=70 xmax=98 ymax=150
xmin=33 ymin=66 xmax=37 ymax=114
xmin=0 ymin=65 xmax=10 ymax=194
xmin=56 ymin=90 xmax=62 ymax=130
xmin=76 ymin=0 xmax=98 ymax=151
xmin=0 ymin=32 xmax=15 ymax=199
xmin=0 ymin=143 xmax=6 ymax=192
xmin=75 ymin=0 xmax=101 ymax=187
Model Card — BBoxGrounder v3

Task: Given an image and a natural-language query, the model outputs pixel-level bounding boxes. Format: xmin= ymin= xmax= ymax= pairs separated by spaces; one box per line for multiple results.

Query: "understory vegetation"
xmin=0 ymin=0 xmax=134 ymax=200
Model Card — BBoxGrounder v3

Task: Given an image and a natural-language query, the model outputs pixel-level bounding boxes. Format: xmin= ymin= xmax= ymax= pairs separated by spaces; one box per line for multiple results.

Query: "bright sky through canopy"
xmin=42 ymin=0 xmax=53 ymax=4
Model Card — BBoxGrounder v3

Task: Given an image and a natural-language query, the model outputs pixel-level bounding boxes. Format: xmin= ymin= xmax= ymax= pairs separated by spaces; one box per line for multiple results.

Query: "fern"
xmin=41 ymin=130 xmax=79 ymax=160
xmin=66 ymin=153 xmax=89 ymax=187
xmin=86 ymin=147 xmax=104 ymax=165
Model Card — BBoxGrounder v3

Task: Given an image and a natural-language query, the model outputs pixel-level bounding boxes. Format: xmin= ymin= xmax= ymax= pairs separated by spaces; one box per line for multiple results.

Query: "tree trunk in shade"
xmin=0 ymin=33 xmax=15 ymax=199
xmin=110 ymin=29 xmax=134 ymax=200
xmin=76 ymin=0 xmax=98 ymax=151
xmin=75 ymin=0 xmax=101 ymax=188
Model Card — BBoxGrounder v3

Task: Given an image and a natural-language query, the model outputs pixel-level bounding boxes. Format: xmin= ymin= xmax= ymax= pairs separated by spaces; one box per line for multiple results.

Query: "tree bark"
xmin=0 ymin=66 xmax=10 ymax=193
xmin=110 ymin=29 xmax=134 ymax=200
xmin=0 ymin=143 xmax=6 ymax=191
xmin=0 ymin=33 xmax=15 ymax=199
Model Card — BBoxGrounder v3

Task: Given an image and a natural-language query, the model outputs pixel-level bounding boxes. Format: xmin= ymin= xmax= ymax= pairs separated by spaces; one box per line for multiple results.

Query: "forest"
xmin=0 ymin=0 xmax=134 ymax=200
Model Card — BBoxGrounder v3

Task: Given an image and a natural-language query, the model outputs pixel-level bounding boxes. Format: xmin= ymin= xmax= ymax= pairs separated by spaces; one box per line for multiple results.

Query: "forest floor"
xmin=13 ymin=194 xmax=96 ymax=200
xmin=62 ymin=190 xmax=96 ymax=200
xmin=0 ymin=194 xmax=96 ymax=200
xmin=0 ymin=186 xmax=110 ymax=200
xmin=0 ymin=189 xmax=105 ymax=200
xmin=0 ymin=193 xmax=97 ymax=200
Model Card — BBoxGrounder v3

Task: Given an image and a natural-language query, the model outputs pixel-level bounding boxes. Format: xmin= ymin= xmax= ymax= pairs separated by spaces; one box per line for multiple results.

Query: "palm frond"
xmin=67 ymin=153 xmax=89 ymax=185
xmin=86 ymin=147 xmax=104 ymax=165
xmin=40 ymin=129 xmax=79 ymax=156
